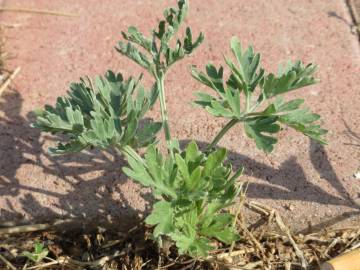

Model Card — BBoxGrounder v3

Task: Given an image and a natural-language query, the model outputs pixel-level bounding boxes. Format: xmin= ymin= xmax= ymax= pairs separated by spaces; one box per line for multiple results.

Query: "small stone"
xmin=354 ymin=170 xmax=360 ymax=179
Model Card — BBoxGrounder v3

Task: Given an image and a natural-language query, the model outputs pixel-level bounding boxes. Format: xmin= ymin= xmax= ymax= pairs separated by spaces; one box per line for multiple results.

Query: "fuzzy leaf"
xmin=146 ymin=201 xmax=175 ymax=238
xmin=116 ymin=42 xmax=153 ymax=72
xmin=262 ymin=61 xmax=318 ymax=98
xmin=244 ymin=117 xmax=280 ymax=152
xmin=200 ymin=213 xmax=239 ymax=244
xmin=33 ymin=72 xmax=159 ymax=154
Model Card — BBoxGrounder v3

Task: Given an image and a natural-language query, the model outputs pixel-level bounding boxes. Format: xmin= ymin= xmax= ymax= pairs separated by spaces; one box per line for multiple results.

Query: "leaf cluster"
xmin=117 ymin=0 xmax=204 ymax=77
xmin=192 ymin=37 xmax=327 ymax=152
xmin=123 ymin=141 xmax=242 ymax=257
xmin=33 ymin=71 xmax=161 ymax=154
xmin=22 ymin=242 xmax=49 ymax=263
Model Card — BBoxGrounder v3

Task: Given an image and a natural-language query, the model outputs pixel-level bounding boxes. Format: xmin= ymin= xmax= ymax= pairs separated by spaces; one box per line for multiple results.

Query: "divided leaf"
xmin=116 ymin=41 xmax=154 ymax=72
xmin=262 ymin=61 xmax=318 ymax=98
xmin=33 ymin=71 xmax=161 ymax=154
xmin=145 ymin=201 xmax=175 ymax=238
xmin=117 ymin=0 xmax=204 ymax=75
xmin=192 ymin=37 xmax=326 ymax=153
xmin=123 ymin=141 xmax=242 ymax=257
xmin=226 ymin=37 xmax=264 ymax=94
xmin=244 ymin=117 xmax=280 ymax=153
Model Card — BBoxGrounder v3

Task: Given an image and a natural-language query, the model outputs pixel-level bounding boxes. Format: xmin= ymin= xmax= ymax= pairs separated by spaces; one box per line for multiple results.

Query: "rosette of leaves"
xmin=192 ymin=37 xmax=327 ymax=153
xmin=123 ymin=141 xmax=243 ymax=257
xmin=33 ymin=71 xmax=161 ymax=154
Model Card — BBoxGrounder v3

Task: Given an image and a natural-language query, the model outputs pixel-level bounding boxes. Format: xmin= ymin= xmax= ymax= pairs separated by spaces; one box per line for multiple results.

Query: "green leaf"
xmin=264 ymin=97 xmax=327 ymax=144
xmin=204 ymin=148 xmax=227 ymax=176
xmin=146 ymin=201 xmax=175 ymax=238
xmin=200 ymin=213 xmax=239 ymax=244
xmin=184 ymin=141 xmax=200 ymax=163
xmin=191 ymin=65 xmax=224 ymax=93
xmin=193 ymin=38 xmax=325 ymax=155
xmin=23 ymin=242 xmax=49 ymax=263
xmin=244 ymin=117 xmax=280 ymax=152
xmin=124 ymin=142 xmax=242 ymax=257
xmin=279 ymin=108 xmax=327 ymax=144
xmin=183 ymin=27 xmax=204 ymax=54
xmin=175 ymin=153 xmax=191 ymax=187
xmin=34 ymin=72 xmax=157 ymax=154
xmin=135 ymin=121 xmax=162 ymax=147
xmin=262 ymin=61 xmax=318 ymax=98
xmin=49 ymin=140 xmax=87 ymax=155
xmin=122 ymin=154 xmax=153 ymax=187
xmin=170 ymin=222 xmax=213 ymax=257
xmin=227 ymin=36 xmax=264 ymax=93
xmin=116 ymin=41 xmax=153 ymax=72
xmin=122 ymin=26 xmax=152 ymax=52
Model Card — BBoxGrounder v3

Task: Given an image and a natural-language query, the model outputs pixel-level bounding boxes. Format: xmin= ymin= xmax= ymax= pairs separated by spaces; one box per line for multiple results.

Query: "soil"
xmin=0 ymin=0 xmax=360 ymax=232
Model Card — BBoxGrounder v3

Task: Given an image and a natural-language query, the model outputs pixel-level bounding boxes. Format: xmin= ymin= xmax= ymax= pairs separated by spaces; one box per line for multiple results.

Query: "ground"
xmin=0 ymin=0 xmax=359 ymax=232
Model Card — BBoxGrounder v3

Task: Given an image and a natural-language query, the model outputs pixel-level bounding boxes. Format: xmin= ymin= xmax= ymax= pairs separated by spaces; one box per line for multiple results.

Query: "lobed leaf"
xmin=192 ymin=37 xmax=326 ymax=152
xmin=33 ymin=72 xmax=161 ymax=154
xmin=262 ymin=61 xmax=318 ymax=98
xmin=145 ymin=201 xmax=175 ymax=238
xmin=124 ymin=141 xmax=242 ymax=257
xmin=244 ymin=117 xmax=280 ymax=153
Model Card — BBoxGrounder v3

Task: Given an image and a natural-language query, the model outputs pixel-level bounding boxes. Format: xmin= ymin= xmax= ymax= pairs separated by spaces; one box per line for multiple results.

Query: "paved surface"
xmin=0 ymin=0 xmax=359 ymax=231
xmin=350 ymin=0 xmax=360 ymax=23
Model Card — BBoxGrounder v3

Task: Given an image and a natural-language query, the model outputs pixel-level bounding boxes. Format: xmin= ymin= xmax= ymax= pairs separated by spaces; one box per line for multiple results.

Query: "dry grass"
xmin=0 ymin=26 xmax=20 ymax=98
xmin=0 ymin=200 xmax=359 ymax=270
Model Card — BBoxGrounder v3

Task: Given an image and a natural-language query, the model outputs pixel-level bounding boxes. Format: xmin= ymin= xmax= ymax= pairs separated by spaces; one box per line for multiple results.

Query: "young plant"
xmin=22 ymin=242 xmax=49 ymax=263
xmin=33 ymin=0 xmax=327 ymax=257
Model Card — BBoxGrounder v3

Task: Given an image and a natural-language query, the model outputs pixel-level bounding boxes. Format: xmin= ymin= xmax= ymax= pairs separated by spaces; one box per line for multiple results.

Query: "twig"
xmin=230 ymin=183 xmax=247 ymax=254
xmin=274 ymin=212 xmax=308 ymax=269
xmin=160 ymin=259 xmax=194 ymax=269
xmin=0 ymin=22 xmax=22 ymax=28
xmin=245 ymin=201 xmax=308 ymax=268
xmin=239 ymin=221 xmax=266 ymax=255
xmin=25 ymin=258 xmax=66 ymax=270
xmin=0 ymin=7 xmax=78 ymax=17
xmin=213 ymin=248 xmax=255 ymax=259
xmin=100 ymin=239 xmax=124 ymax=249
xmin=0 ymin=254 xmax=16 ymax=270
xmin=0 ymin=67 xmax=20 ymax=97
xmin=0 ymin=218 xmax=72 ymax=235
xmin=323 ymin=238 xmax=341 ymax=258
xmin=229 ymin=260 xmax=263 ymax=269
xmin=245 ymin=201 xmax=271 ymax=217
xmin=0 ymin=222 xmax=49 ymax=235
xmin=26 ymin=250 xmax=125 ymax=269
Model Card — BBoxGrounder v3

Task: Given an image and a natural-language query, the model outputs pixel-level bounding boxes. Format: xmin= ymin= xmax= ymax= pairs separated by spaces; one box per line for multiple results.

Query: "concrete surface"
xmin=349 ymin=0 xmax=360 ymax=23
xmin=0 ymin=0 xmax=359 ymax=231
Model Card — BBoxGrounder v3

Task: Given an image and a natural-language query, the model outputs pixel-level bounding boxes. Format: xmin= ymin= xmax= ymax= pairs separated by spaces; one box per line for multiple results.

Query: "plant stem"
xmin=156 ymin=75 xmax=173 ymax=155
xmin=207 ymin=118 xmax=239 ymax=151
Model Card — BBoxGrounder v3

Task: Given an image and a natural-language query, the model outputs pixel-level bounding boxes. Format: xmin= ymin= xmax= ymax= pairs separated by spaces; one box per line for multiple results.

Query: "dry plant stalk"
xmin=0 ymin=66 xmax=21 ymax=97
xmin=0 ymin=7 xmax=77 ymax=17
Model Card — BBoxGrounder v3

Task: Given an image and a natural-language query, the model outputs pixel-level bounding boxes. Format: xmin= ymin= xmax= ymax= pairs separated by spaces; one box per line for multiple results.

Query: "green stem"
xmin=207 ymin=118 xmax=239 ymax=151
xmin=156 ymin=75 xmax=173 ymax=155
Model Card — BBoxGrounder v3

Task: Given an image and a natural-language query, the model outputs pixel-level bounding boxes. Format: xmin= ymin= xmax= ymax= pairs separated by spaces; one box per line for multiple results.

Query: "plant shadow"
xmin=180 ymin=139 xmax=360 ymax=230
xmin=1 ymin=89 xmax=359 ymax=230
xmin=0 ymin=89 xmax=152 ymax=229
